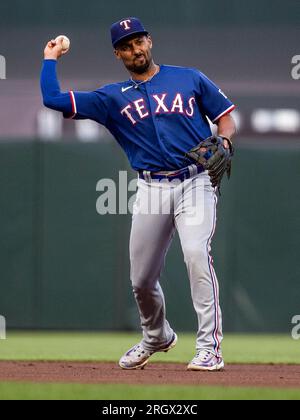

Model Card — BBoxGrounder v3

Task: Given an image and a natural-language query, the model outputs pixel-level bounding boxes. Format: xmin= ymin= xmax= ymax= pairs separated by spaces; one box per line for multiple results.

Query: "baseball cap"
xmin=110 ymin=17 xmax=148 ymax=48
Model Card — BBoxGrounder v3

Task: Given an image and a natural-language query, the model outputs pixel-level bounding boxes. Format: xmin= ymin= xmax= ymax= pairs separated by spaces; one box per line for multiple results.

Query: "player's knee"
xmin=130 ymin=264 xmax=160 ymax=289
xmin=131 ymin=272 xmax=152 ymax=290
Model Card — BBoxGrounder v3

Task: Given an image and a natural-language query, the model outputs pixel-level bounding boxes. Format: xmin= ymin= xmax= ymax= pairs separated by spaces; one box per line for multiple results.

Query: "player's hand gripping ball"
xmin=44 ymin=35 xmax=70 ymax=60
xmin=54 ymin=35 xmax=70 ymax=53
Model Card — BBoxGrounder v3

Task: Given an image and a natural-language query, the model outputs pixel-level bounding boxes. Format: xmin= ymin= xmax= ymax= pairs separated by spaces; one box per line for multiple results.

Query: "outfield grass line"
xmin=0 ymin=382 xmax=299 ymax=400
xmin=0 ymin=332 xmax=299 ymax=365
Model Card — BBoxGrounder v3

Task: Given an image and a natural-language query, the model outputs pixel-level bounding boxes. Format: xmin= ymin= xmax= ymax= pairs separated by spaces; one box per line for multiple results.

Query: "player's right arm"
xmin=41 ymin=39 xmax=108 ymax=123
xmin=41 ymin=38 xmax=74 ymax=115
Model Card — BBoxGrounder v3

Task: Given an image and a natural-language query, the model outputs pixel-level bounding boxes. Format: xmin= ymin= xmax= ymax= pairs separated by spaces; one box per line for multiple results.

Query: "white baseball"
xmin=55 ymin=35 xmax=70 ymax=51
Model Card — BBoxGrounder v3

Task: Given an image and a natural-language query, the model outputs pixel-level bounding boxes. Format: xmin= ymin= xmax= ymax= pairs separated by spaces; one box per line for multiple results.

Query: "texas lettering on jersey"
xmin=67 ymin=65 xmax=235 ymax=170
xmin=121 ymin=93 xmax=196 ymax=125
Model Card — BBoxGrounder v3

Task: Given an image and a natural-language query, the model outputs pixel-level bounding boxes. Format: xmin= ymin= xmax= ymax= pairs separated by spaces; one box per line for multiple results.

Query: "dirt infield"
xmin=0 ymin=362 xmax=300 ymax=388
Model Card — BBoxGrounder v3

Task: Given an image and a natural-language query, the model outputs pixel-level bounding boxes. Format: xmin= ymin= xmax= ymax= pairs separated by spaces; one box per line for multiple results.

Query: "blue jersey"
xmin=41 ymin=60 xmax=235 ymax=171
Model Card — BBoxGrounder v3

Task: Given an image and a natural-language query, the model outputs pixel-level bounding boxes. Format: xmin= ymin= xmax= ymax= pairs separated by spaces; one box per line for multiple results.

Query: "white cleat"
xmin=119 ymin=333 xmax=177 ymax=370
xmin=187 ymin=350 xmax=225 ymax=371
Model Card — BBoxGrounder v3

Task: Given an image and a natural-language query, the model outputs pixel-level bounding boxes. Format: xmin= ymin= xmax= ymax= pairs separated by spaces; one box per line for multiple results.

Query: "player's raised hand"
xmin=44 ymin=36 xmax=70 ymax=60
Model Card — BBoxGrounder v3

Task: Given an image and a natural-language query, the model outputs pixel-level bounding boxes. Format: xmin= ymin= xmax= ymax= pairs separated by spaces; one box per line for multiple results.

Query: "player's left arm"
xmin=216 ymin=114 xmax=236 ymax=148
xmin=195 ymin=70 xmax=236 ymax=146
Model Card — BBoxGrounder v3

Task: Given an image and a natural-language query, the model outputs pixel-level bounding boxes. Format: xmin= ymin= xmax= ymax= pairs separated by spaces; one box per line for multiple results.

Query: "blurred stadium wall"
xmin=0 ymin=0 xmax=299 ymax=332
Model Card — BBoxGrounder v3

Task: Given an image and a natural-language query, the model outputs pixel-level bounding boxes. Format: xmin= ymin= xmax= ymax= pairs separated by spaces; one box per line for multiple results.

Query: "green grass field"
xmin=0 ymin=332 xmax=299 ymax=400
xmin=1 ymin=382 xmax=300 ymax=400
xmin=0 ymin=332 xmax=299 ymax=363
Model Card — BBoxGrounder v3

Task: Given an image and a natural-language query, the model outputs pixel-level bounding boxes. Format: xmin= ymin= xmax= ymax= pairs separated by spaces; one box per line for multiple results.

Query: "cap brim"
xmin=113 ymin=31 xmax=149 ymax=48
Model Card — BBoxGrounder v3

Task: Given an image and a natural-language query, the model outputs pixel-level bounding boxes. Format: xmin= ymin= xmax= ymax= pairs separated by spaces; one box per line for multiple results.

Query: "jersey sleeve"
xmin=65 ymin=89 xmax=109 ymax=125
xmin=40 ymin=59 xmax=73 ymax=114
xmin=40 ymin=59 xmax=109 ymax=126
xmin=196 ymin=71 xmax=235 ymax=123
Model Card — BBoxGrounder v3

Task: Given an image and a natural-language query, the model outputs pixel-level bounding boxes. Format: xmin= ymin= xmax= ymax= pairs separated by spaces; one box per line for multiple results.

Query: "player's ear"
xmin=147 ymin=35 xmax=153 ymax=49
xmin=114 ymin=49 xmax=121 ymax=60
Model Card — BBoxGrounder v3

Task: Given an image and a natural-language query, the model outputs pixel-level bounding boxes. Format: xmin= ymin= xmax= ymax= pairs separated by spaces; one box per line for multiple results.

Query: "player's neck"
xmin=130 ymin=62 xmax=159 ymax=82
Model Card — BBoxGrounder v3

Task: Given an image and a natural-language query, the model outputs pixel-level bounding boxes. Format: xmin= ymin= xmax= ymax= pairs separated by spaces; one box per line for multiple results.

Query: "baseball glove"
xmin=185 ymin=135 xmax=234 ymax=190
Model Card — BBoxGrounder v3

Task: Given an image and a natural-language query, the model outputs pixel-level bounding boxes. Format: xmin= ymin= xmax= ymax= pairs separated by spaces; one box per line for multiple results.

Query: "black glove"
xmin=185 ymin=135 xmax=234 ymax=189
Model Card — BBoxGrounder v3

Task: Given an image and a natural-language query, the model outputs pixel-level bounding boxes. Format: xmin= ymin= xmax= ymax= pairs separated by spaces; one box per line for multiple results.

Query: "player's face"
xmin=114 ymin=35 xmax=153 ymax=74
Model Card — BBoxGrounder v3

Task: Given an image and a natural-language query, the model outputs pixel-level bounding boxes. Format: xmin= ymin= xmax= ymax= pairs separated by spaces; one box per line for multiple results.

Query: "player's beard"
xmin=126 ymin=52 xmax=152 ymax=74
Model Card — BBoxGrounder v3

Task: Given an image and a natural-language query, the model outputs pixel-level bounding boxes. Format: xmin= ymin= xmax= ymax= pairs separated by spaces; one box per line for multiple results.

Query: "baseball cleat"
xmin=119 ymin=333 xmax=177 ymax=370
xmin=187 ymin=350 xmax=224 ymax=371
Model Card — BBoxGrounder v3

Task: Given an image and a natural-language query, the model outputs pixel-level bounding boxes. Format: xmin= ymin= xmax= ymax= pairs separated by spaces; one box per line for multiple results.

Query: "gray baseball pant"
xmin=129 ymin=171 xmax=223 ymax=357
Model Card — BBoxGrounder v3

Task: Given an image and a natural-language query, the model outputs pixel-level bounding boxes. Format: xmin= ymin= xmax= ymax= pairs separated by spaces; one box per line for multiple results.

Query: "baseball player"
xmin=41 ymin=17 xmax=236 ymax=371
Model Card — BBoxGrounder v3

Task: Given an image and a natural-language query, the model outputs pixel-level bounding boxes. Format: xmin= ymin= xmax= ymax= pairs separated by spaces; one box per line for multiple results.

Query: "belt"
xmin=138 ymin=164 xmax=205 ymax=183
